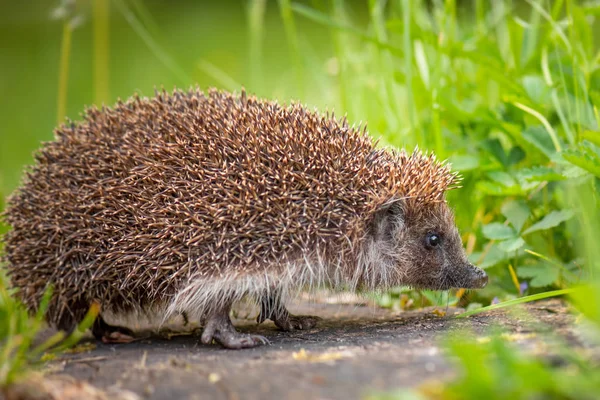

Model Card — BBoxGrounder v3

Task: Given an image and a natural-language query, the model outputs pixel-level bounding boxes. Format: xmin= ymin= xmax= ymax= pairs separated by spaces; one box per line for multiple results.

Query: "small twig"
xmin=65 ymin=356 xmax=108 ymax=364
xmin=138 ymin=351 xmax=147 ymax=369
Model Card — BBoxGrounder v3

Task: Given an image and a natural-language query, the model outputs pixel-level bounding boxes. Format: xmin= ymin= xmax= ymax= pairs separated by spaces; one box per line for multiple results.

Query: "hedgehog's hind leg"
xmin=53 ymin=301 xmax=135 ymax=344
xmin=200 ymin=301 xmax=269 ymax=349
xmin=92 ymin=315 xmax=135 ymax=344
xmin=257 ymin=292 xmax=321 ymax=331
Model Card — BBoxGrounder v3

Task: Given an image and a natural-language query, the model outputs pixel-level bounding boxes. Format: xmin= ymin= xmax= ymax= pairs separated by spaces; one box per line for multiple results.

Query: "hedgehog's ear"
xmin=371 ymin=199 xmax=405 ymax=240
xmin=377 ymin=198 xmax=405 ymax=216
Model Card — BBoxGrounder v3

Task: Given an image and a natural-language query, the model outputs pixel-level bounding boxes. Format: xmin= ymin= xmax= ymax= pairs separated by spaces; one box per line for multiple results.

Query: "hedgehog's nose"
xmin=470 ymin=264 xmax=488 ymax=288
xmin=474 ymin=271 xmax=488 ymax=288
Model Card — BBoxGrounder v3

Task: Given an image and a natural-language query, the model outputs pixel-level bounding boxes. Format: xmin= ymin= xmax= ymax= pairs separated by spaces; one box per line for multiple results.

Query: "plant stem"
xmin=248 ymin=0 xmax=267 ymax=92
xmin=402 ymin=0 xmax=421 ymax=145
xmin=278 ymin=0 xmax=303 ymax=97
xmin=93 ymin=0 xmax=110 ymax=105
xmin=57 ymin=21 xmax=72 ymax=124
xmin=457 ymin=288 xmax=577 ymax=318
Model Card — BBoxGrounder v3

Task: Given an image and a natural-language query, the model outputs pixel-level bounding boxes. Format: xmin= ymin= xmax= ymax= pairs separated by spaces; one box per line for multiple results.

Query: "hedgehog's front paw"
xmin=201 ymin=308 xmax=269 ymax=349
xmin=258 ymin=293 xmax=321 ymax=331
xmin=274 ymin=315 xmax=321 ymax=331
xmin=207 ymin=330 xmax=270 ymax=349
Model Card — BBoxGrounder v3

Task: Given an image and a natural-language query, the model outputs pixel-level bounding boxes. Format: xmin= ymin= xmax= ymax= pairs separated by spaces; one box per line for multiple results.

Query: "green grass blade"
xmin=456 ymin=288 xmax=577 ymax=318
xmin=402 ymin=0 xmax=420 ymax=144
xmin=247 ymin=0 xmax=267 ymax=91
xmin=129 ymin=0 xmax=162 ymax=39
xmin=513 ymin=101 xmax=562 ymax=151
xmin=51 ymin=302 xmax=99 ymax=353
xmin=278 ymin=0 xmax=303 ymax=96
xmin=57 ymin=22 xmax=72 ymax=124
xmin=93 ymin=0 xmax=110 ymax=105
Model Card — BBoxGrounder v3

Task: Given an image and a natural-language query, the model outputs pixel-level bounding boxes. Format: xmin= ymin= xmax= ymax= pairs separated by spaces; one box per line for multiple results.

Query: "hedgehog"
xmin=2 ymin=88 xmax=488 ymax=349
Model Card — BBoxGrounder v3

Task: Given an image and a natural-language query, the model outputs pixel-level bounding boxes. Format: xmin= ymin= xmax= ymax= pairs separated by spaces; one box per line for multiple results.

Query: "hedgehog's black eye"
xmin=426 ymin=233 xmax=441 ymax=248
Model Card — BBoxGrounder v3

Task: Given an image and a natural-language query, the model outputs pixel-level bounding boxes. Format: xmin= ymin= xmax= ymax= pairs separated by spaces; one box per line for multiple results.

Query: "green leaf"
xmin=501 ymin=200 xmax=530 ymax=232
xmin=498 ymin=237 xmax=526 ymax=252
xmin=507 ymin=146 xmax=526 ymax=166
xmin=476 ymin=181 xmax=524 ymax=196
xmin=529 ymin=268 xmax=558 ymax=287
xmin=481 ymin=139 xmax=508 ymax=166
xmin=516 ymin=166 xmax=565 ymax=183
xmin=521 ymin=126 xmax=558 ymax=158
xmin=562 ymin=141 xmax=600 ymax=178
xmin=522 ymin=75 xmax=551 ymax=106
xmin=518 ymin=264 xmax=559 ymax=287
xmin=449 ymin=154 xmax=480 ymax=171
xmin=581 ymin=130 xmax=600 ymax=147
xmin=469 ymin=244 xmax=512 ymax=269
xmin=562 ymin=165 xmax=589 ymax=179
xmin=591 ymin=91 xmax=600 ymax=108
xmin=469 ymin=242 xmax=526 ymax=269
xmin=482 ymin=223 xmax=517 ymax=240
xmin=523 ymin=210 xmax=575 ymax=235
xmin=487 ymin=171 xmax=517 ymax=187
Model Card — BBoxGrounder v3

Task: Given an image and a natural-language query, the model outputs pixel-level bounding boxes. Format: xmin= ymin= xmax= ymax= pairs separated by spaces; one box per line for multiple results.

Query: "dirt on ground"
xmin=3 ymin=297 xmax=589 ymax=400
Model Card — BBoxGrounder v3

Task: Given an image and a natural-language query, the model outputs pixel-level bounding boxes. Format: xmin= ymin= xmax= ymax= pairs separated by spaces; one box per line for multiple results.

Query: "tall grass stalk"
xmin=401 ymin=0 xmax=420 ymax=144
xmin=457 ymin=288 xmax=577 ymax=318
xmin=247 ymin=0 xmax=267 ymax=92
xmin=56 ymin=21 xmax=72 ymax=124
xmin=277 ymin=0 xmax=303 ymax=97
xmin=93 ymin=0 xmax=110 ymax=105
xmin=129 ymin=0 xmax=161 ymax=39
xmin=331 ymin=0 xmax=350 ymax=114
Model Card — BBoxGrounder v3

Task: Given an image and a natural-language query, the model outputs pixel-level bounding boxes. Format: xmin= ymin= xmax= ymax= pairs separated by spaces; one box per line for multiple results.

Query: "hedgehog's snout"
xmin=465 ymin=263 xmax=488 ymax=289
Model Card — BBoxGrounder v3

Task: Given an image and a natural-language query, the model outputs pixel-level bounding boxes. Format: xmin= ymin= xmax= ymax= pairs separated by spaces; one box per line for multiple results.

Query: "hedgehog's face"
xmin=369 ymin=200 xmax=488 ymax=291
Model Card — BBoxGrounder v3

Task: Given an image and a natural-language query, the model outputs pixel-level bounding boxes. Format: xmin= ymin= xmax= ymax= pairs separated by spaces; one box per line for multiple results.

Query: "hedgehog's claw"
xmin=208 ymin=331 xmax=268 ymax=349
xmin=275 ymin=315 xmax=321 ymax=331
xmin=258 ymin=293 xmax=321 ymax=331
xmin=201 ymin=308 xmax=269 ymax=349
xmin=92 ymin=315 xmax=135 ymax=344
xmin=101 ymin=331 xmax=136 ymax=344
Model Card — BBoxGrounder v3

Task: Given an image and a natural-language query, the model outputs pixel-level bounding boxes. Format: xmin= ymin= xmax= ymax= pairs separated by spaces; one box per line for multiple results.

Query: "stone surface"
xmin=37 ymin=298 xmax=580 ymax=400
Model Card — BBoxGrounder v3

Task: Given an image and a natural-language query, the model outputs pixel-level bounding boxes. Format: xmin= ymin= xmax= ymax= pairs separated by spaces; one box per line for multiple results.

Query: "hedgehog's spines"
xmin=4 ymin=86 xmax=461 ymax=328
